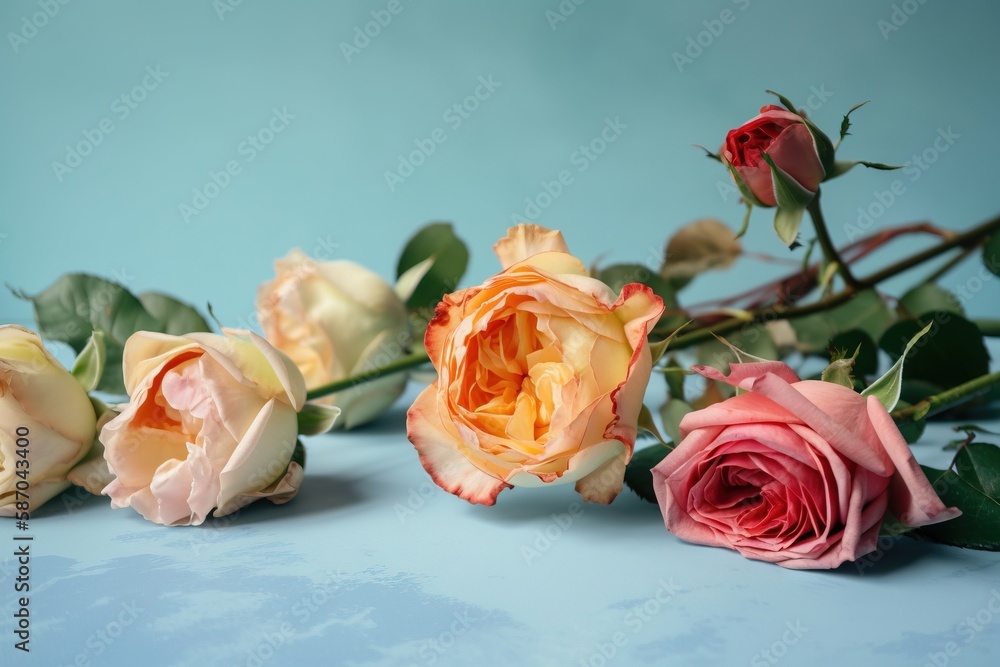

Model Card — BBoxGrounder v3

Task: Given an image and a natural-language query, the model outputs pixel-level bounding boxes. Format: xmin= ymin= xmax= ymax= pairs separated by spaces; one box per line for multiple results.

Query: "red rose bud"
xmin=722 ymin=105 xmax=826 ymax=208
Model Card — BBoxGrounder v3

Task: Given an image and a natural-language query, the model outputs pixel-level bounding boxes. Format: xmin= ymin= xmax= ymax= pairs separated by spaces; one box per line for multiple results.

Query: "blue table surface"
xmin=3 ymin=0 xmax=1000 ymax=664
xmin=6 ymin=376 xmax=1000 ymax=667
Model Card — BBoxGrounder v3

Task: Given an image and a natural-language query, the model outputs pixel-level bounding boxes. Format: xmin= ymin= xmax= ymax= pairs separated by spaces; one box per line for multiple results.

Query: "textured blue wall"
xmin=2 ymin=0 xmax=997 ymax=331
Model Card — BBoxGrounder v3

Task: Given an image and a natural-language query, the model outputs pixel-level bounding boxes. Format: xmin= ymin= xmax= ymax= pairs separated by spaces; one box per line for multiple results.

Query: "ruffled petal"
xmin=406 ymin=384 xmax=510 ymax=505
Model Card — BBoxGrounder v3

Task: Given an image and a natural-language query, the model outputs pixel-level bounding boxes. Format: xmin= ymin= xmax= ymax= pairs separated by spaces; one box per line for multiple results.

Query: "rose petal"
xmin=407 ymin=384 xmax=511 ymax=505
xmin=493 ymin=224 xmax=571 ymax=269
xmin=865 ymin=396 xmax=962 ymax=527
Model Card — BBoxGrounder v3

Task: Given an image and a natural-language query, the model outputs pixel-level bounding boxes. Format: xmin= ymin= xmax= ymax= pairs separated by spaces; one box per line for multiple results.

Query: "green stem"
xmin=305 ymin=349 xmax=431 ymax=401
xmin=891 ymin=370 xmax=1000 ymax=422
xmin=670 ymin=211 xmax=1000 ymax=350
xmin=807 ymin=190 xmax=861 ymax=289
xmin=974 ymin=319 xmax=1000 ymax=337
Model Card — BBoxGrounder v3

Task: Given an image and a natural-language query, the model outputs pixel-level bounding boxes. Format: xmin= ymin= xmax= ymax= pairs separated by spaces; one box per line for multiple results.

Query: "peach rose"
xmin=406 ymin=224 xmax=663 ymax=505
xmin=100 ymin=330 xmax=308 ymax=526
xmin=258 ymin=249 xmax=410 ymax=430
xmin=0 ymin=325 xmax=96 ymax=516
xmin=652 ymin=361 xmax=961 ymax=569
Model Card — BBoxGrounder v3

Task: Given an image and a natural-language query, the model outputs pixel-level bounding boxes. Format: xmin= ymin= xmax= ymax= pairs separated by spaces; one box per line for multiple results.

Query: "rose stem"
xmin=806 ymin=190 xmax=862 ymax=290
xmin=305 ymin=349 xmax=431 ymax=401
xmin=670 ymin=211 xmax=1000 ymax=350
xmin=891 ymin=370 xmax=1000 ymax=422
xmin=920 ymin=243 xmax=981 ymax=285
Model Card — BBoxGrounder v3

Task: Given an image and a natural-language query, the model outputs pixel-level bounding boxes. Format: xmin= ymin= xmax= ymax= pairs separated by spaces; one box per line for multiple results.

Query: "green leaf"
xmin=297 ymin=403 xmax=341 ymax=436
xmin=862 ymin=321 xmax=933 ymax=412
xmin=898 ymin=284 xmax=963 ymax=318
xmin=911 ymin=442 xmax=1000 ymax=551
xmin=697 ymin=324 xmax=778 ymax=375
xmin=396 ymin=222 xmax=469 ymax=313
xmin=138 ymin=292 xmax=212 ymax=335
xmin=16 ymin=274 xmax=162 ymax=394
xmin=891 ymin=401 xmax=926 ymax=444
xmin=598 ymin=264 xmax=678 ymax=311
xmin=71 ymin=330 xmax=106 ymax=392
xmin=879 ymin=312 xmax=991 ymax=395
xmin=624 ymin=445 xmax=671 ymax=504
xmin=662 ymin=355 xmax=686 ymax=401
xmin=637 ymin=404 xmax=671 ymax=447
xmin=826 ymin=160 xmax=902 ymax=180
xmin=792 ymin=289 xmax=895 ymax=354
xmin=984 ymin=233 xmax=1000 ymax=277
xmin=659 ymin=398 xmax=693 ymax=446
xmin=660 ymin=219 xmax=743 ymax=283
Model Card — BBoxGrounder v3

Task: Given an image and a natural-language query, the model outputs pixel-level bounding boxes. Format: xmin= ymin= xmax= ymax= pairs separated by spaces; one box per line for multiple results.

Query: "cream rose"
xmin=100 ymin=330 xmax=308 ymax=526
xmin=0 ymin=325 xmax=97 ymax=516
xmin=406 ymin=225 xmax=664 ymax=505
xmin=257 ymin=249 xmax=411 ymax=430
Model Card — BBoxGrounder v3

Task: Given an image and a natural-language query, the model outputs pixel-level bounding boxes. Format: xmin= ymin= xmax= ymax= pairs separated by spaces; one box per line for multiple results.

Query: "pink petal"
xmin=865 ymin=396 xmax=962 ymax=527
xmin=746 ymin=372 xmax=893 ymax=476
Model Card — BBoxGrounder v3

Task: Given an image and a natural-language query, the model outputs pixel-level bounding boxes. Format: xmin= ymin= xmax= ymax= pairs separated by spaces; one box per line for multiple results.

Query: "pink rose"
xmin=652 ymin=362 xmax=960 ymax=569
xmin=407 ymin=224 xmax=663 ymax=505
xmin=721 ymin=105 xmax=825 ymax=207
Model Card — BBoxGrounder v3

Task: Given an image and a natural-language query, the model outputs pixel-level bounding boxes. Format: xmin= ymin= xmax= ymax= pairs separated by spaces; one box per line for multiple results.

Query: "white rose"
xmin=257 ymin=249 xmax=411 ymax=429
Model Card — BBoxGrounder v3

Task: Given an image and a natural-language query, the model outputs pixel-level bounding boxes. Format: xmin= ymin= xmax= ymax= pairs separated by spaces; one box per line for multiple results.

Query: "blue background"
xmin=2 ymin=1 xmax=1000 ymax=665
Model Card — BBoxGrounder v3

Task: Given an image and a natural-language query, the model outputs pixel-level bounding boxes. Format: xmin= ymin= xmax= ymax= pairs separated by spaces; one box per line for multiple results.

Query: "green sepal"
xmin=297 ymin=403 xmax=341 ymax=436
xmin=765 ymin=90 xmax=835 ymax=175
xmin=761 ymin=153 xmax=815 ymax=247
xmin=71 ymin=330 xmax=106 ymax=393
xmin=836 ymin=100 xmax=870 ymax=149
xmin=862 ymin=321 xmax=933 ymax=412
xmin=724 ymin=162 xmax=767 ymax=209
